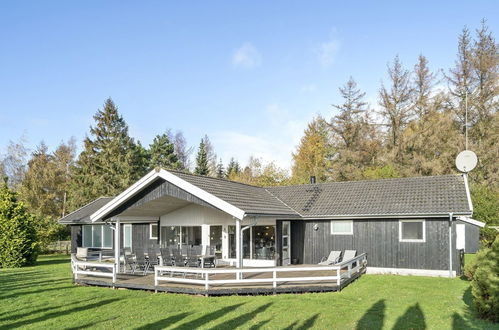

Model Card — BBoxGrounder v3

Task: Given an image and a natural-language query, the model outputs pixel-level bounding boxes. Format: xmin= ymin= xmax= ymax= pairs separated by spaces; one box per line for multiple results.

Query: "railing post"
xmin=154 ymin=268 xmax=158 ymax=286
xmin=112 ymin=263 xmax=116 ymax=284
xmin=347 ymin=264 xmax=352 ymax=278
xmin=205 ymin=272 xmax=209 ymax=290
xmin=273 ymin=270 xmax=277 ymax=288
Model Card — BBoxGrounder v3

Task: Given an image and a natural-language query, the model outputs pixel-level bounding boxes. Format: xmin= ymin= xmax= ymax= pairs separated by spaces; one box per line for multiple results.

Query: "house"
xmin=59 ymin=168 xmax=484 ymax=277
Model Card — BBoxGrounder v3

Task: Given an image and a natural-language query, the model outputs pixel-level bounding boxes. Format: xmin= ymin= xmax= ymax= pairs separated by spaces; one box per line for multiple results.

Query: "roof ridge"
xmin=166 ymin=169 xmax=265 ymax=189
xmin=265 ymin=173 xmax=463 ymax=189
xmin=264 ymin=188 xmax=302 ymax=216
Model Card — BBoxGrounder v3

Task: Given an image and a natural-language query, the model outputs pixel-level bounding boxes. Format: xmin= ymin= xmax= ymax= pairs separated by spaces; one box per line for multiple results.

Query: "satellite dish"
xmin=456 ymin=150 xmax=478 ymax=173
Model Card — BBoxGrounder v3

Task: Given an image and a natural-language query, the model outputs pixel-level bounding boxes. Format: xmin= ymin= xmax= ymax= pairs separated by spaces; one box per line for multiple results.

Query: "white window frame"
xmin=330 ymin=220 xmax=353 ymax=235
xmin=123 ymin=224 xmax=133 ymax=249
xmin=399 ymin=219 xmax=426 ymax=242
xmin=82 ymin=225 xmax=113 ymax=249
xmin=150 ymin=223 xmax=158 ymax=239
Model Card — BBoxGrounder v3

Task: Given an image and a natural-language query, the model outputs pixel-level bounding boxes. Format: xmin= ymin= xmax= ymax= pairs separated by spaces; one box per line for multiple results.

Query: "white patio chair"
xmin=339 ymin=250 xmax=357 ymax=263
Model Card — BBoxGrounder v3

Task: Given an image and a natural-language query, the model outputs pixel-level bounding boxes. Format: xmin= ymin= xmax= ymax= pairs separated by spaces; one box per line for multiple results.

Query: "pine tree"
xmin=69 ymin=98 xmax=147 ymax=209
xmin=194 ymin=139 xmax=209 ymax=176
xmin=379 ymin=55 xmax=414 ymax=147
xmin=148 ymin=133 xmax=181 ymax=170
xmin=226 ymin=158 xmax=241 ymax=179
xmin=413 ymin=55 xmax=440 ymax=118
xmin=203 ymin=134 xmax=217 ymax=177
xmin=216 ymin=158 xmax=225 ymax=178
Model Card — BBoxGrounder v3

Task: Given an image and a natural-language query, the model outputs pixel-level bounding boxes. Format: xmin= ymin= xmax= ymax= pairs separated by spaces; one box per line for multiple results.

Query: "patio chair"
xmin=201 ymin=245 xmax=216 ymax=268
xmin=134 ymin=248 xmax=149 ymax=275
xmin=124 ymin=253 xmax=137 ymax=274
xmin=147 ymin=248 xmax=160 ymax=272
xmin=160 ymin=248 xmax=174 ymax=266
xmin=185 ymin=247 xmax=200 ymax=268
xmin=318 ymin=250 xmax=341 ymax=265
xmin=172 ymin=248 xmax=186 ymax=267
xmin=339 ymin=250 xmax=357 ymax=263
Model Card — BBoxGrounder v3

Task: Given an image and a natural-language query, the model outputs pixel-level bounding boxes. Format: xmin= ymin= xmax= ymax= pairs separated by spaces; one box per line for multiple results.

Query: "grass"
xmin=0 ymin=255 xmax=497 ymax=329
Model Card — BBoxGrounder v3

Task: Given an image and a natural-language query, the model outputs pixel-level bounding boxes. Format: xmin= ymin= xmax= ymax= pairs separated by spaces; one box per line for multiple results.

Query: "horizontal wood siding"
xmin=105 ymin=178 xmax=216 ymax=220
xmin=299 ymin=218 xmax=457 ymax=271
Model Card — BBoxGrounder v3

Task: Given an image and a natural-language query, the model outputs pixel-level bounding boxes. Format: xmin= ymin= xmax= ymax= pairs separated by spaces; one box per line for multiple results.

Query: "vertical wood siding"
xmin=296 ymin=218 xmax=459 ymax=272
xmin=70 ymin=225 xmax=82 ymax=253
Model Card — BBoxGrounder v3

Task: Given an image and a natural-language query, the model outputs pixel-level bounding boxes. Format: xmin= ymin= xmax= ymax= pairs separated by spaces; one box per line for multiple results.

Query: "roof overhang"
xmin=456 ymin=216 xmax=486 ymax=227
xmin=301 ymin=212 xmax=474 ymax=220
xmin=90 ymin=169 xmax=246 ymax=222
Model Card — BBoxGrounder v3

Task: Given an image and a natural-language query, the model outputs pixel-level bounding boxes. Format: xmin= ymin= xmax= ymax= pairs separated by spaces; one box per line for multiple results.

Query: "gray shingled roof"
xmin=266 ymin=174 xmax=472 ymax=217
xmin=171 ymin=171 xmax=299 ymax=216
xmin=59 ymin=197 xmax=114 ymax=224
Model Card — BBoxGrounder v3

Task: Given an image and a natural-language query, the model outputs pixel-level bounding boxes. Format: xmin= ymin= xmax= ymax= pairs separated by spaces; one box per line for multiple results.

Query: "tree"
xmin=291 ymin=116 xmax=333 ymax=184
xmin=148 ymin=133 xmax=181 ymax=170
xmin=2 ymin=135 xmax=29 ymax=190
xmin=471 ymin=184 xmax=499 ymax=225
xmin=216 ymin=158 xmax=225 ymax=178
xmin=379 ymin=55 xmax=414 ymax=147
xmin=69 ymin=98 xmax=147 ymax=209
xmin=0 ymin=182 xmax=38 ymax=268
xmin=471 ymin=235 xmax=499 ymax=322
xmin=226 ymin=158 xmax=241 ymax=180
xmin=194 ymin=139 xmax=209 ymax=175
xmin=203 ymin=134 xmax=217 ymax=177
xmin=413 ymin=55 xmax=441 ymax=118
xmin=331 ymin=77 xmax=368 ymax=148
xmin=172 ymin=130 xmax=193 ymax=171
xmin=53 ymin=138 xmax=77 ymax=218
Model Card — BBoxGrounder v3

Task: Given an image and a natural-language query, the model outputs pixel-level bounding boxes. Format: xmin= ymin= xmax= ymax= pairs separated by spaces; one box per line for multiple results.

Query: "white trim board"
xmin=90 ymin=169 xmax=245 ymax=222
xmin=367 ymin=267 xmax=456 ymax=278
xmin=456 ymin=216 xmax=485 ymax=228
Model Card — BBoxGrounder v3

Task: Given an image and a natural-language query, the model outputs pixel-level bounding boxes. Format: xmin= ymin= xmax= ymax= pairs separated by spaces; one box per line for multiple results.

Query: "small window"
xmin=123 ymin=224 xmax=132 ymax=249
xmin=82 ymin=225 xmax=113 ymax=249
xmin=150 ymin=223 xmax=158 ymax=239
xmin=331 ymin=220 xmax=353 ymax=235
xmin=399 ymin=220 xmax=425 ymax=242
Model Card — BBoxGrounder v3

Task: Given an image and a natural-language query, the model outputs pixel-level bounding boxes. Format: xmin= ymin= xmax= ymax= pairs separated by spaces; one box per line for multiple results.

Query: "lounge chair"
xmin=76 ymin=247 xmax=88 ymax=261
xmin=340 ymin=250 xmax=357 ymax=263
xmin=319 ymin=250 xmax=341 ymax=265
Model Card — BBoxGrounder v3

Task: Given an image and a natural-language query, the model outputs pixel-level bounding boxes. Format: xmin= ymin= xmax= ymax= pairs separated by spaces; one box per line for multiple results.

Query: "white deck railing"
xmin=71 ymin=254 xmax=117 ymax=284
xmin=154 ymin=253 xmax=366 ymax=290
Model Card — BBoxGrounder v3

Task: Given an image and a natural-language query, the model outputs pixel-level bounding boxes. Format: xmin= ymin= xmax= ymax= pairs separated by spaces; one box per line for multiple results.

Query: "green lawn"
xmin=0 ymin=255 xmax=497 ymax=329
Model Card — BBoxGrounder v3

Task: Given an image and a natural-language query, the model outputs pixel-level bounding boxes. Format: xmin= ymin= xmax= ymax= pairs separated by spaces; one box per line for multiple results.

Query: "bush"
xmin=0 ymin=184 xmax=39 ymax=268
xmin=464 ymin=247 xmax=490 ymax=280
xmin=480 ymin=227 xmax=498 ymax=249
xmin=471 ymin=236 xmax=499 ymax=322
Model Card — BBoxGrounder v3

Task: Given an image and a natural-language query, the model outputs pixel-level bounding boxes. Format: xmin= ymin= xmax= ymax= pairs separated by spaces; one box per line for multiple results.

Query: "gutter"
xmin=463 ymin=173 xmax=474 ymax=213
xmin=448 ymin=212 xmax=454 ymax=278
xmin=301 ymin=212 xmax=473 ymax=220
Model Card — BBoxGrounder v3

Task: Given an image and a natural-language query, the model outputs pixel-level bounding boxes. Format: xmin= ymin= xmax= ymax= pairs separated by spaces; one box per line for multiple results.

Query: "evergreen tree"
xmin=148 ymin=133 xmax=181 ymax=170
xmin=216 ymin=158 xmax=225 ymax=178
xmin=413 ymin=55 xmax=440 ymax=118
xmin=203 ymin=134 xmax=217 ymax=177
xmin=69 ymin=98 xmax=147 ymax=209
xmin=0 ymin=182 xmax=38 ymax=268
xmin=379 ymin=55 xmax=414 ymax=147
xmin=226 ymin=158 xmax=241 ymax=179
xmin=194 ymin=139 xmax=209 ymax=176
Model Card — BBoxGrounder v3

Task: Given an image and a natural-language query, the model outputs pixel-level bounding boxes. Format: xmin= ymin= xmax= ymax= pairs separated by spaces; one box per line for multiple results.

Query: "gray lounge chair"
xmin=340 ymin=250 xmax=357 ymax=263
xmin=319 ymin=250 xmax=341 ymax=265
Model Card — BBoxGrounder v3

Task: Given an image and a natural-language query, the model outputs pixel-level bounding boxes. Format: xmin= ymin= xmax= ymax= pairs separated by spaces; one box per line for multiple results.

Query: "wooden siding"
xmin=130 ymin=223 xmax=160 ymax=251
xmin=70 ymin=225 xmax=82 ymax=253
xmin=105 ymin=178 xmax=217 ymax=220
xmin=294 ymin=218 xmax=459 ymax=272
xmin=455 ymin=220 xmax=480 ymax=254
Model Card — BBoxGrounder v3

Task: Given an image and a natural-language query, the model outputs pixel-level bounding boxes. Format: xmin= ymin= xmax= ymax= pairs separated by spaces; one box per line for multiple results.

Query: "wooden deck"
xmin=74 ymin=264 xmax=365 ymax=296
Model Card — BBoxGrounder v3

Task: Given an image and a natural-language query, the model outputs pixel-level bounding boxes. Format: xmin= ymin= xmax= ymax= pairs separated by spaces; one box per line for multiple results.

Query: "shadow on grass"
xmin=0 ymin=285 xmax=75 ymax=300
xmin=356 ymin=299 xmax=385 ymax=330
xmin=1 ymin=298 xmax=118 ymax=329
xmin=296 ymin=313 xmax=319 ymax=329
xmin=35 ymin=257 xmax=69 ymax=266
xmin=0 ymin=278 xmax=68 ymax=292
xmin=208 ymin=303 xmax=272 ymax=330
xmin=392 ymin=303 xmax=426 ymax=330
xmin=173 ymin=303 xmax=245 ymax=329
xmin=135 ymin=312 xmax=190 ymax=330
xmin=0 ymin=300 xmax=85 ymax=323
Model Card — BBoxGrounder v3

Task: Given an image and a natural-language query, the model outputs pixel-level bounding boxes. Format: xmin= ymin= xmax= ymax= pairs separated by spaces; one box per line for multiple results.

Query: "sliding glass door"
xmin=160 ymin=226 xmax=201 ymax=247
xmin=228 ymin=225 xmax=275 ymax=260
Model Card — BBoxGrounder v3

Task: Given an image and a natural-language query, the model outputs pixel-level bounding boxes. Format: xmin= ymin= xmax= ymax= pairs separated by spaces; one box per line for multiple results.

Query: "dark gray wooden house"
xmin=59 ymin=168 xmax=484 ymax=277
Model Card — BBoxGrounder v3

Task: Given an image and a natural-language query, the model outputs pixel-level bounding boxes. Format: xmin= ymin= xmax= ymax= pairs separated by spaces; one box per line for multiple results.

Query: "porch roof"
xmin=58 ymin=197 xmax=114 ymax=224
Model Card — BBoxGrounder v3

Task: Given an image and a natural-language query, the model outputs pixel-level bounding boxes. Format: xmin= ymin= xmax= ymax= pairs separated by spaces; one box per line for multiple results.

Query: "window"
xmin=82 ymin=225 xmax=113 ymax=248
xmin=228 ymin=225 xmax=276 ymax=260
xmin=210 ymin=226 xmax=223 ymax=255
xmin=331 ymin=220 xmax=353 ymax=235
xmin=399 ymin=220 xmax=425 ymax=242
xmin=159 ymin=226 xmax=201 ymax=247
xmin=150 ymin=223 xmax=158 ymax=239
xmin=123 ymin=224 xmax=132 ymax=248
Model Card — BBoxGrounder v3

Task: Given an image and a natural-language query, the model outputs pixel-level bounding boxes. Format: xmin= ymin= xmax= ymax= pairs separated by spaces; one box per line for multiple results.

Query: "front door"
xmin=282 ymin=221 xmax=291 ymax=265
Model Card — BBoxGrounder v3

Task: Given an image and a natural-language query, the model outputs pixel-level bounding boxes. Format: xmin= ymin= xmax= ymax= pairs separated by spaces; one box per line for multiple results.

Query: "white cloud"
xmin=231 ymin=42 xmax=262 ymax=69
xmin=316 ymin=30 xmax=341 ymax=68
xmin=212 ymin=104 xmax=309 ymax=172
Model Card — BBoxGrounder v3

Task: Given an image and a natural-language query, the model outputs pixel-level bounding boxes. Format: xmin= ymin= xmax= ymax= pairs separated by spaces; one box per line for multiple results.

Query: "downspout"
xmin=448 ymin=212 xmax=453 ymax=278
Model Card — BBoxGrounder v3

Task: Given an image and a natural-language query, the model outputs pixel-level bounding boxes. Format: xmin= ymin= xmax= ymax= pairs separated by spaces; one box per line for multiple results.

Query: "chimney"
xmin=310 ymin=176 xmax=316 ymax=184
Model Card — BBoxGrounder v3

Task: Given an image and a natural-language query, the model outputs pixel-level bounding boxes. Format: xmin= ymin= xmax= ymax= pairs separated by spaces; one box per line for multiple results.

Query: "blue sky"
xmin=0 ymin=1 xmax=497 ymax=170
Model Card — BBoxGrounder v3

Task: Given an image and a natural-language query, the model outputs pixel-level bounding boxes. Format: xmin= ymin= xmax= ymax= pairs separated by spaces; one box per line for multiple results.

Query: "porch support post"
xmin=115 ymin=218 xmax=121 ymax=274
xmin=235 ymin=217 xmax=241 ymax=272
